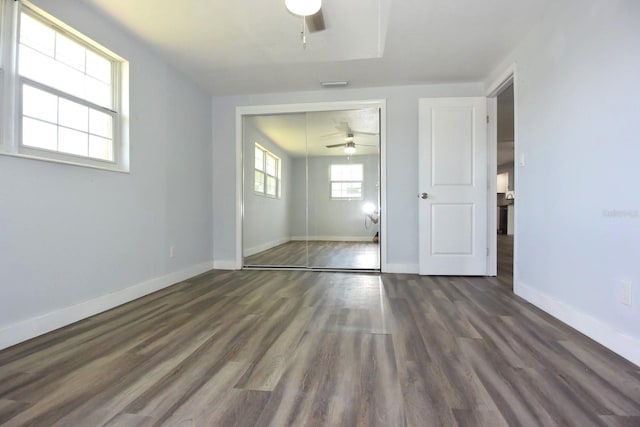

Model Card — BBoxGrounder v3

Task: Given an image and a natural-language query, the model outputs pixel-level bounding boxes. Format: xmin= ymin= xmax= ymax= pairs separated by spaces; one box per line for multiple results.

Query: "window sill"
xmin=0 ymin=149 xmax=130 ymax=173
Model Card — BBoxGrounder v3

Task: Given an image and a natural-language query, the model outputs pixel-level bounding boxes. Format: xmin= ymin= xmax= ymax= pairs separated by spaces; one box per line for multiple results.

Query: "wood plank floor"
xmin=244 ymin=240 xmax=380 ymax=269
xmin=1 ymin=270 xmax=639 ymax=426
xmin=497 ymin=234 xmax=514 ymax=289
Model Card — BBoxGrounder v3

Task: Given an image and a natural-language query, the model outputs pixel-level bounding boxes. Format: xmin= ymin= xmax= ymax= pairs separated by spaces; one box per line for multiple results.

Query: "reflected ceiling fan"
xmin=324 ymin=122 xmax=379 ymax=154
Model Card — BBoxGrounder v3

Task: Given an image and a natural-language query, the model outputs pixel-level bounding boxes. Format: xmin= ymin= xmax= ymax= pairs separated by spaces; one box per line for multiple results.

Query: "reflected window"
xmin=330 ymin=163 xmax=363 ymax=199
xmin=254 ymin=143 xmax=280 ymax=198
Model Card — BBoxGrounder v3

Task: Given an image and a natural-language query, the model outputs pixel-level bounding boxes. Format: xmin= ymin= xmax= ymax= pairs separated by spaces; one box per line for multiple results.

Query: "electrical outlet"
xmin=620 ymin=281 xmax=632 ymax=306
xmin=169 ymin=245 xmax=176 ymax=258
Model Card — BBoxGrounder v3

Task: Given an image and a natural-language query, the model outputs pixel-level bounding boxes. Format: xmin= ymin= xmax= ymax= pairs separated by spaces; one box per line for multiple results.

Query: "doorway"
xmin=496 ymin=83 xmax=515 ymax=288
xmin=236 ymin=101 xmax=386 ymax=271
xmin=486 ymin=65 xmax=517 ymax=289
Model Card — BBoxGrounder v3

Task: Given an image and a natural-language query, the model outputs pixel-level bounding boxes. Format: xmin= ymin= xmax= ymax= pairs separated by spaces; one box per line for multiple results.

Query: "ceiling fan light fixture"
xmin=285 ymin=0 xmax=321 ymax=16
xmin=344 ymin=142 xmax=356 ymax=155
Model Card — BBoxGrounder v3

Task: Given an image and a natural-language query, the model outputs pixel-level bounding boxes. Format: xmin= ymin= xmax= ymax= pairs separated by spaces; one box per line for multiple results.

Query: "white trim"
xmin=486 ymin=63 xmax=517 ymax=97
xmin=244 ymin=237 xmax=290 ymax=256
xmin=236 ymin=99 xmax=388 ymax=271
xmin=290 ymin=235 xmax=376 ymax=242
xmin=0 ymin=261 xmax=214 ymax=351
xmin=213 ymin=259 xmax=241 ymax=270
xmin=383 ymin=263 xmax=419 ymax=274
xmin=486 ymin=97 xmax=497 ymax=276
xmin=516 ymin=281 xmax=640 ymax=367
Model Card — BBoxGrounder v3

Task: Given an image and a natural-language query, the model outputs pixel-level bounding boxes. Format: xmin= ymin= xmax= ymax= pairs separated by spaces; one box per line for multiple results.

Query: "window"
xmin=0 ymin=1 xmax=129 ymax=172
xmin=254 ymin=143 xmax=280 ymax=198
xmin=330 ymin=164 xmax=363 ymax=199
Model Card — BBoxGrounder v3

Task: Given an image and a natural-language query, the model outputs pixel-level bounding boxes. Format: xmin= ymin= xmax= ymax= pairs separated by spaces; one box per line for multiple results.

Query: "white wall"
xmin=0 ymin=0 xmax=213 ymax=348
xmin=242 ymin=118 xmax=292 ymax=255
xmin=290 ymin=154 xmax=380 ymax=240
xmin=487 ymin=0 xmax=640 ymax=364
xmin=212 ymin=82 xmax=484 ymax=272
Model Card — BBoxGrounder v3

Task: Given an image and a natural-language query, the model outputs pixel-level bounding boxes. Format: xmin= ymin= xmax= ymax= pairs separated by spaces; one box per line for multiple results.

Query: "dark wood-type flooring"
xmin=1 ymin=268 xmax=639 ymax=426
xmin=497 ymin=234 xmax=514 ymax=289
xmin=244 ymin=240 xmax=380 ymax=269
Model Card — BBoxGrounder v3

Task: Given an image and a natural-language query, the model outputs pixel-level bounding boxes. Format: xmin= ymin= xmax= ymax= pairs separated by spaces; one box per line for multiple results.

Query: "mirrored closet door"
xmin=242 ymin=108 xmax=380 ymax=270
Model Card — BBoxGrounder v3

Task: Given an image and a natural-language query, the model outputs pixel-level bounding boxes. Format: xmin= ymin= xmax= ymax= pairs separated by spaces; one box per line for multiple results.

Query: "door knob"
xmin=419 ymin=192 xmax=429 ymax=199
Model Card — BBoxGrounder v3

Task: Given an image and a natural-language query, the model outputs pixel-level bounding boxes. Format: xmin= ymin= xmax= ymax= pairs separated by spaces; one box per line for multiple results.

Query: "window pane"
xmin=19 ymin=12 xmax=114 ymax=110
xmin=266 ymin=176 xmax=277 ymax=197
xmin=19 ymin=45 xmax=56 ymax=87
xmin=58 ymin=127 xmax=88 ymax=156
xmin=266 ymin=154 xmax=277 ymax=176
xmin=55 ymin=61 xmax=85 ymax=99
xmin=331 ymin=182 xmax=362 ymax=199
xmin=89 ymin=135 xmax=113 ymax=161
xmin=86 ymin=77 xmax=111 ymax=109
xmin=59 ymin=98 xmax=88 ymax=132
xmin=89 ymin=109 xmax=113 ymax=138
xmin=23 ymin=85 xmax=57 ymax=123
xmin=255 ymin=147 xmax=264 ymax=171
xmin=20 ymin=13 xmax=55 ymax=56
xmin=346 ymin=182 xmax=362 ymax=197
xmin=23 ymin=117 xmax=57 ymax=150
xmin=331 ymin=164 xmax=362 ymax=181
xmin=86 ymin=49 xmax=111 ymax=84
xmin=254 ymin=170 xmax=265 ymax=192
xmin=55 ymin=33 xmax=85 ymax=72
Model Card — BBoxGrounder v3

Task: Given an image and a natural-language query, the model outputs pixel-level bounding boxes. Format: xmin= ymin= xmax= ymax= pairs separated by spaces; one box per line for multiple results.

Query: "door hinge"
xmin=486 ymin=115 xmax=490 ymax=124
xmin=487 ymin=247 xmax=489 ymax=256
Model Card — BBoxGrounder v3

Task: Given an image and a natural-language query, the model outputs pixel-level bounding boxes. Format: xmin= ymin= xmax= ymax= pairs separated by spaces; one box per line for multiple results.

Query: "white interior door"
xmin=418 ymin=97 xmax=487 ymax=275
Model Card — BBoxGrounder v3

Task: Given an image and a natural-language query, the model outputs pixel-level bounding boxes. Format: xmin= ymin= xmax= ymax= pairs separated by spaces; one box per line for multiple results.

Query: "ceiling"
xmin=497 ymin=83 xmax=514 ymax=167
xmin=247 ymin=109 xmax=380 ymax=158
xmin=79 ymin=0 xmax=552 ymax=95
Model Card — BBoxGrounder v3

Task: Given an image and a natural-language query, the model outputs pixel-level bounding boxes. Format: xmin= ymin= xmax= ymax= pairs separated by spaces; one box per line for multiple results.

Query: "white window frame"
xmin=254 ymin=143 xmax=280 ymax=198
xmin=330 ymin=163 xmax=363 ymax=200
xmin=0 ymin=0 xmax=129 ymax=172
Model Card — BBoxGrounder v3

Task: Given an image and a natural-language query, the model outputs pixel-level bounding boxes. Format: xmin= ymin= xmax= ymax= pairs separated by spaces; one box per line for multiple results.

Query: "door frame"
xmin=486 ymin=63 xmax=518 ymax=281
xmin=234 ymin=99 xmax=388 ymax=271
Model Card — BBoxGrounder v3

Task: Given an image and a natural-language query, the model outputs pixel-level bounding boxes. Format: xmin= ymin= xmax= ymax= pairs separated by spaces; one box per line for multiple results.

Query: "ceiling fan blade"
xmin=321 ymin=131 xmax=345 ymax=138
xmin=352 ymin=130 xmax=379 ymax=136
xmin=325 ymin=143 xmax=346 ymax=148
xmin=355 ymin=143 xmax=378 ymax=147
xmin=306 ymin=9 xmax=326 ymax=32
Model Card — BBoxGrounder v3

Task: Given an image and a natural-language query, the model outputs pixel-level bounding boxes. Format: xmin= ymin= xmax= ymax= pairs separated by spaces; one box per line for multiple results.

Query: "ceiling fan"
xmin=285 ymin=0 xmax=326 ymax=31
xmin=285 ymin=0 xmax=326 ymax=48
xmin=324 ymin=123 xmax=379 ymax=154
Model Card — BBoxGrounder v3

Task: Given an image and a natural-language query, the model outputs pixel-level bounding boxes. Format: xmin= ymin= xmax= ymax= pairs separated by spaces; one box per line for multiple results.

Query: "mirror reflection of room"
xmin=243 ymin=108 xmax=381 ymax=270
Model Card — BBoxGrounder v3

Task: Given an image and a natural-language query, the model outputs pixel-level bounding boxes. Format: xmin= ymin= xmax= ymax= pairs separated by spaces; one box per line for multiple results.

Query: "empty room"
xmin=0 ymin=0 xmax=639 ymax=425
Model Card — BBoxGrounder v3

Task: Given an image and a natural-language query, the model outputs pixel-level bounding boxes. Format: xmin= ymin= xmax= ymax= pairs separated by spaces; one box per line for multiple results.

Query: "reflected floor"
xmin=245 ymin=240 xmax=380 ymax=269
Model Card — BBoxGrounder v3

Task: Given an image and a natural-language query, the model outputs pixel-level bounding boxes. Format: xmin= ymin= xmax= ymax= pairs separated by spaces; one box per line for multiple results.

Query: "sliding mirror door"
xmin=306 ymin=109 xmax=380 ymax=269
xmin=243 ymin=113 xmax=307 ymax=267
xmin=242 ymin=108 xmax=380 ymax=270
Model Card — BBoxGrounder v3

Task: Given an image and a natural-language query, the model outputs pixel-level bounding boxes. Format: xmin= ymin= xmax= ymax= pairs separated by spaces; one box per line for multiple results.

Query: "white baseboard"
xmin=290 ymin=235 xmax=375 ymax=242
xmin=516 ymin=281 xmax=640 ymax=367
xmin=243 ymin=237 xmax=289 ymax=257
xmin=383 ymin=263 xmax=419 ymax=274
xmin=0 ymin=261 xmax=214 ymax=351
xmin=213 ymin=259 xmax=241 ymax=270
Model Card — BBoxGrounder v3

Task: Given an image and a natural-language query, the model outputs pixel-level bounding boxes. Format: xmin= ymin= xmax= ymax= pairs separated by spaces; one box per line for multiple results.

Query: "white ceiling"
xmin=80 ymin=0 xmax=551 ymax=95
xmin=247 ymin=109 xmax=380 ymax=158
